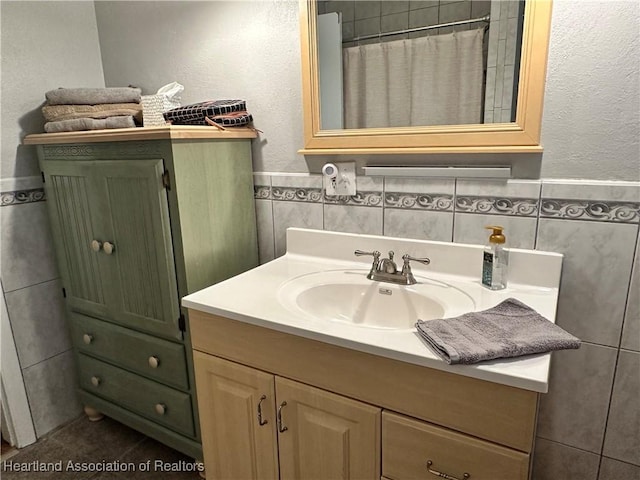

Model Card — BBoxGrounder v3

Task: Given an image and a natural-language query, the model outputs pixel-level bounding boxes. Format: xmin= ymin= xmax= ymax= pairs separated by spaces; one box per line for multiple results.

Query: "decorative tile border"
xmin=385 ymin=192 xmax=453 ymax=211
xmin=540 ymin=198 xmax=640 ymax=224
xmin=254 ymin=185 xmax=271 ymax=200
xmin=324 ymin=191 xmax=383 ymax=206
xmin=257 ymin=173 xmax=640 ymax=223
xmin=271 ymin=186 xmax=323 ymax=203
xmin=455 ymin=195 xmax=539 ymax=217
xmin=0 ymin=188 xmax=46 ymax=206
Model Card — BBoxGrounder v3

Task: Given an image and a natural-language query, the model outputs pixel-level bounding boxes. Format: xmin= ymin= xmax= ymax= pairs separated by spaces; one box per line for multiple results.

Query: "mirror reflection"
xmin=316 ymin=0 xmax=525 ymax=130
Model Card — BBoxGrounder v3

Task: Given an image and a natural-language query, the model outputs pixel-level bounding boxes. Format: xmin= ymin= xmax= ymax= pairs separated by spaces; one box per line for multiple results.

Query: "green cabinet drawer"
xmin=78 ymin=354 xmax=195 ymax=437
xmin=70 ymin=312 xmax=189 ymax=391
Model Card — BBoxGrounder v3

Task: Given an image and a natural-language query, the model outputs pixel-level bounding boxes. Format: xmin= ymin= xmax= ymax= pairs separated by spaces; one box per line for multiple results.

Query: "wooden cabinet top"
xmin=24 ymin=126 xmax=258 ymax=145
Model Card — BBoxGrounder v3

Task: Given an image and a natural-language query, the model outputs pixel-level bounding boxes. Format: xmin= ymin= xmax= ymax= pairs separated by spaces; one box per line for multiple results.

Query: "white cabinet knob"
xmin=91 ymin=376 xmax=101 ymax=387
xmin=103 ymin=242 xmax=115 ymax=255
xmin=90 ymin=240 xmax=102 ymax=252
xmin=83 ymin=334 xmax=93 ymax=345
xmin=148 ymin=356 xmax=160 ymax=368
xmin=155 ymin=403 xmax=166 ymax=415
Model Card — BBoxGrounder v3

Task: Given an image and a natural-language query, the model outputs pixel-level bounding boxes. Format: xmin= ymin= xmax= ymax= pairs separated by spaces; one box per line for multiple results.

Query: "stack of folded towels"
xmin=42 ymin=87 xmax=143 ymax=133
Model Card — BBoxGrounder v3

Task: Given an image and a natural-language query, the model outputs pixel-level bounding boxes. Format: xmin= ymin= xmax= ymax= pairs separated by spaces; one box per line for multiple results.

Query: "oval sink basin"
xmin=277 ymin=269 xmax=475 ymax=330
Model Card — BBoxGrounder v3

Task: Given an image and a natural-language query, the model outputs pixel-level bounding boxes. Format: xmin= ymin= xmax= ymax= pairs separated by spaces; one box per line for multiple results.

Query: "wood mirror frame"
xmin=299 ymin=0 xmax=553 ymax=155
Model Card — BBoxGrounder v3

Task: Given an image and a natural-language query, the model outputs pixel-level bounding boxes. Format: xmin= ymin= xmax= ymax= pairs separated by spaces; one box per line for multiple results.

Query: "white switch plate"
xmin=324 ymin=162 xmax=356 ymax=196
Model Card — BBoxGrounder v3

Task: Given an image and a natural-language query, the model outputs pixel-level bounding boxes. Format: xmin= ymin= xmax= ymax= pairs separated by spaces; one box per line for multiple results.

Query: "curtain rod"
xmin=344 ymin=15 xmax=490 ymax=43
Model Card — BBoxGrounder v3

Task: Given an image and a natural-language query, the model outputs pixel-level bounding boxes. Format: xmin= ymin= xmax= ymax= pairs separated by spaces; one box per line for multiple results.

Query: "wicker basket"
xmin=141 ymin=94 xmax=181 ymax=126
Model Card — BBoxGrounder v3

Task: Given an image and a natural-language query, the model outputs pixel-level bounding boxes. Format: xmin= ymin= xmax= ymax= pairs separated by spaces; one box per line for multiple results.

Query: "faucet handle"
xmin=354 ymin=250 xmax=381 ymax=260
xmin=355 ymin=250 xmax=381 ymax=280
xmin=401 ymin=254 xmax=430 ymax=284
xmin=402 ymin=254 xmax=430 ymax=266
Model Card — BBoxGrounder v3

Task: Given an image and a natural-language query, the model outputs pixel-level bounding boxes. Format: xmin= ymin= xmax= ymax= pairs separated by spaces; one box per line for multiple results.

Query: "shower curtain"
xmin=343 ymin=28 xmax=485 ymax=129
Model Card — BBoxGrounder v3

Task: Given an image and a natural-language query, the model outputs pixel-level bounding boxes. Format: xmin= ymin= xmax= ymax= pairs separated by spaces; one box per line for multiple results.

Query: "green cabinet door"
xmin=42 ymin=158 xmax=181 ymax=340
xmin=94 ymin=160 xmax=180 ymax=339
xmin=42 ymin=160 xmax=111 ymax=319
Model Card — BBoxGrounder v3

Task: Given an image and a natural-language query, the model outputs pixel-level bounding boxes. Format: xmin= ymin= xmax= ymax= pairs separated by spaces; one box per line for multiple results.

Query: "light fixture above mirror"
xmin=299 ymin=0 xmax=553 ymax=155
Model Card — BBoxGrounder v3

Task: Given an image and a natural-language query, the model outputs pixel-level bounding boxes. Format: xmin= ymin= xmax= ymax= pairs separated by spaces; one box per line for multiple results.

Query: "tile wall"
xmin=484 ymin=0 xmax=522 ymax=123
xmin=318 ymin=0 xmax=492 ymax=46
xmin=0 ymin=177 xmax=82 ymax=438
xmin=254 ymin=172 xmax=640 ymax=480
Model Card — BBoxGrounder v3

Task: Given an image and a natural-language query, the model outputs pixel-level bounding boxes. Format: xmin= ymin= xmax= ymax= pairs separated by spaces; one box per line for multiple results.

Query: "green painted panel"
xmin=78 ymin=390 xmax=202 ymax=458
xmin=78 ymin=354 xmax=194 ymax=437
xmin=169 ymin=140 xmax=259 ymax=294
xmin=70 ymin=312 xmax=189 ymax=391
xmin=94 ymin=160 xmax=181 ymax=340
xmin=40 ymin=160 xmax=110 ymax=319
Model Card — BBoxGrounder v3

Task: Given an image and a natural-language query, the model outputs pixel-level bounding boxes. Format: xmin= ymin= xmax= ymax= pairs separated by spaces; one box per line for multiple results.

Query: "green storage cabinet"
xmin=26 ymin=127 xmax=259 ymax=460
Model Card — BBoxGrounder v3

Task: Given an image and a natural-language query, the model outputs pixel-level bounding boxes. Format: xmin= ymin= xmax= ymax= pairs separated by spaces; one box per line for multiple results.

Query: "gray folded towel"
xmin=415 ymin=298 xmax=580 ymax=365
xmin=45 ymin=87 xmax=142 ymax=105
xmin=44 ymin=116 xmax=136 ymax=133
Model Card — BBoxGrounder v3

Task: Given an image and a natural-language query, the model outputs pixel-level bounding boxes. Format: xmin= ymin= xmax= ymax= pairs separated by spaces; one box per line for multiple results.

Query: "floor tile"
xmin=119 ymin=438 xmax=202 ymax=479
xmin=1 ymin=436 xmax=93 ymax=480
xmin=48 ymin=416 xmax=145 ymax=462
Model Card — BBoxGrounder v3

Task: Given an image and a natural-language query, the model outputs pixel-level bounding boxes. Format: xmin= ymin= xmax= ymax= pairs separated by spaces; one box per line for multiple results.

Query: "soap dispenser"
xmin=482 ymin=225 xmax=508 ymax=290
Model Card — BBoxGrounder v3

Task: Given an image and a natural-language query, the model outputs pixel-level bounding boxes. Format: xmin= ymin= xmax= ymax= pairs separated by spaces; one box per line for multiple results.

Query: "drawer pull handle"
xmin=90 ymin=240 xmax=102 ymax=252
xmin=257 ymin=395 xmax=268 ymax=426
xmin=148 ymin=356 xmax=160 ymax=369
xmin=155 ymin=403 xmax=166 ymax=415
xmin=277 ymin=401 xmax=288 ymax=433
xmin=103 ymin=242 xmax=115 ymax=255
xmin=83 ymin=334 xmax=94 ymax=345
xmin=426 ymin=460 xmax=470 ymax=480
xmin=90 ymin=376 xmax=101 ymax=387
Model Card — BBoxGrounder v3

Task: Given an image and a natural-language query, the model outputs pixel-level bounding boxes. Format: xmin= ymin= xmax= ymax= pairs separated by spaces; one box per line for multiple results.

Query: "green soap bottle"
xmin=482 ymin=225 xmax=508 ymax=290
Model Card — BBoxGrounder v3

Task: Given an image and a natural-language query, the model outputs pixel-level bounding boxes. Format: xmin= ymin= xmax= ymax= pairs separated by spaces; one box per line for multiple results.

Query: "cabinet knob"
xmin=83 ymin=334 xmax=93 ymax=345
xmin=155 ymin=403 xmax=166 ymax=415
xmin=90 ymin=240 xmax=102 ymax=252
xmin=103 ymin=242 xmax=115 ymax=255
xmin=148 ymin=356 xmax=160 ymax=369
xmin=90 ymin=376 xmax=101 ymax=387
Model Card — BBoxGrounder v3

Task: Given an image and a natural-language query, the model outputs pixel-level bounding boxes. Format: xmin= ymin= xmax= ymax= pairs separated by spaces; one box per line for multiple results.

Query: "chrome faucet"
xmin=354 ymin=250 xmax=430 ymax=285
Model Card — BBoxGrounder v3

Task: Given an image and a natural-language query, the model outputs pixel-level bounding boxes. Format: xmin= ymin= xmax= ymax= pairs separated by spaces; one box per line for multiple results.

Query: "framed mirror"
xmin=299 ymin=0 xmax=552 ymax=155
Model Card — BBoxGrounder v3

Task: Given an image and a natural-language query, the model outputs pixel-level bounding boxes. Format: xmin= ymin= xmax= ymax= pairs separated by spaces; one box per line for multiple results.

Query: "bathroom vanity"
xmin=183 ymin=228 xmax=563 ymax=480
xmin=24 ymin=126 xmax=259 ymax=460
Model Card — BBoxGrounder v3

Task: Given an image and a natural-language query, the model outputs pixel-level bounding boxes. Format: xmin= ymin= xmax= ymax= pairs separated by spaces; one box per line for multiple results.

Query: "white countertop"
xmin=183 ymin=228 xmax=563 ymax=393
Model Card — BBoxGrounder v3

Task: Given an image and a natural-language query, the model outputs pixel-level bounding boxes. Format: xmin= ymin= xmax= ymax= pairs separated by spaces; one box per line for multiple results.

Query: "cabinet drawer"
xmin=78 ymin=354 xmax=194 ymax=437
xmin=382 ymin=412 xmax=529 ymax=480
xmin=70 ymin=312 xmax=189 ymax=390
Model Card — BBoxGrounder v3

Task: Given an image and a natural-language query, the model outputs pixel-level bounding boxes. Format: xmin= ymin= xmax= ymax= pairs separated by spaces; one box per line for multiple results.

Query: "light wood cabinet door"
xmin=276 ymin=376 xmax=381 ymax=480
xmin=193 ymin=352 xmax=279 ymax=480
